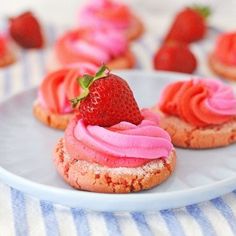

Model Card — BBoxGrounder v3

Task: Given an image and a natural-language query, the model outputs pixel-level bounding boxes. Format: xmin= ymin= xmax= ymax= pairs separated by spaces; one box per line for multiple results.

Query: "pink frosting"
xmin=55 ymin=28 xmax=128 ymax=66
xmin=38 ymin=84 xmax=72 ymax=114
xmin=38 ymin=63 xmax=97 ymax=114
xmin=197 ymin=79 xmax=236 ymax=115
xmin=159 ymin=78 xmax=236 ymax=127
xmin=213 ymin=32 xmax=236 ymax=66
xmin=78 ymin=0 xmax=132 ymax=30
xmin=73 ymin=109 xmax=173 ymax=160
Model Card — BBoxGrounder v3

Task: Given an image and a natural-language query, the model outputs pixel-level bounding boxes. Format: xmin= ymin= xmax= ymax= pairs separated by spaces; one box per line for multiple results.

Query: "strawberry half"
xmin=164 ymin=5 xmax=211 ymax=44
xmin=9 ymin=11 xmax=44 ymax=48
xmin=71 ymin=65 xmax=143 ymax=127
xmin=153 ymin=41 xmax=197 ymax=73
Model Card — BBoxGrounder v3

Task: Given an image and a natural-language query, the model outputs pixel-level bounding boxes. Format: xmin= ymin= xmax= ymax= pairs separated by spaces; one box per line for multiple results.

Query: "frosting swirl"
xmin=159 ymin=79 xmax=236 ymax=127
xmin=54 ymin=28 xmax=128 ymax=67
xmin=38 ymin=63 xmax=96 ymax=114
xmin=65 ymin=109 xmax=173 ymax=168
xmin=79 ymin=0 xmax=132 ymax=30
xmin=213 ymin=32 xmax=236 ymax=66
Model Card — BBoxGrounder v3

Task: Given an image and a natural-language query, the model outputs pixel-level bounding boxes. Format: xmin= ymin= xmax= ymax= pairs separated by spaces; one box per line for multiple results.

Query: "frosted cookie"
xmin=209 ymin=32 xmax=236 ymax=81
xmin=0 ymin=34 xmax=15 ymax=67
xmin=53 ymin=66 xmax=176 ymax=193
xmin=49 ymin=28 xmax=135 ymax=71
xmin=78 ymin=0 xmax=144 ymax=41
xmin=154 ymin=78 xmax=236 ymax=149
xmin=33 ymin=63 xmax=97 ymax=130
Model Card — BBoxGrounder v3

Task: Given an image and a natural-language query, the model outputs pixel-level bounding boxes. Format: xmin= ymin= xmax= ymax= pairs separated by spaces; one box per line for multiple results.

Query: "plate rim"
xmin=1 ymin=70 xmax=236 ymax=211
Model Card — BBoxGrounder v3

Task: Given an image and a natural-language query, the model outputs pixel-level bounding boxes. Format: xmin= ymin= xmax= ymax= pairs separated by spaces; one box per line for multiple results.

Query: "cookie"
xmin=33 ymin=102 xmax=72 ymax=130
xmin=208 ymin=54 xmax=236 ymax=81
xmin=154 ymin=108 xmax=236 ymax=149
xmin=53 ymin=138 xmax=176 ymax=193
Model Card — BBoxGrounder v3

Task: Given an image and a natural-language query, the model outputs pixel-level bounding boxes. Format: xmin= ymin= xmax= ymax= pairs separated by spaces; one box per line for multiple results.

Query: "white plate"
xmin=0 ymin=70 xmax=236 ymax=212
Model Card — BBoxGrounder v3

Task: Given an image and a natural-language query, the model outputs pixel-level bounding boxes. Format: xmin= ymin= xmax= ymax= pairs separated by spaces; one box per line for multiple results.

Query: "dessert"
xmin=9 ymin=11 xmax=44 ymax=49
xmin=154 ymin=78 xmax=236 ymax=149
xmin=49 ymin=27 xmax=135 ymax=71
xmin=78 ymin=0 xmax=144 ymax=41
xmin=54 ymin=66 xmax=176 ymax=193
xmin=164 ymin=5 xmax=210 ymax=44
xmin=0 ymin=34 xmax=15 ymax=67
xmin=153 ymin=41 xmax=197 ymax=73
xmin=33 ymin=63 xmax=97 ymax=129
xmin=209 ymin=32 xmax=236 ymax=81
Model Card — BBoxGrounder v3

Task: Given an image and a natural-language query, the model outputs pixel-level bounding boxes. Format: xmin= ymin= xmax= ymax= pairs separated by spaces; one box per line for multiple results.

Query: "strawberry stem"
xmin=191 ymin=5 xmax=211 ymax=19
xmin=70 ymin=65 xmax=110 ymax=108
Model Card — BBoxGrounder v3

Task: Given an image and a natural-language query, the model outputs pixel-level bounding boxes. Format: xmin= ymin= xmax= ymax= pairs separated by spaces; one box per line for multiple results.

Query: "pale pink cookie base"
xmin=33 ymin=102 xmax=73 ymax=130
xmin=53 ymin=138 xmax=176 ymax=193
xmin=47 ymin=49 xmax=136 ymax=72
xmin=126 ymin=14 xmax=144 ymax=41
xmin=208 ymin=54 xmax=236 ymax=81
xmin=153 ymin=107 xmax=236 ymax=149
xmin=0 ymin=50 xmax=15 ymax=67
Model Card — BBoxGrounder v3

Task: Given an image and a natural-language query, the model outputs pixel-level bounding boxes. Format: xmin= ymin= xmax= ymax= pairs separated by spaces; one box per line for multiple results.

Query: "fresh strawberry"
xmin=153 ymin=41 xmax=197 ymax=73
xmin=164 ymin=5 xmax=211 ymax=44
xmin=9 ymin=11 xmax=44 ymax=48
xmin=71 ymin=65 xmax=143 ymax=127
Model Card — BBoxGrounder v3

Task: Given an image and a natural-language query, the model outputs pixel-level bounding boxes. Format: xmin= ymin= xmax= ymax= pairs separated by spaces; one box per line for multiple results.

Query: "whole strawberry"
xmin=153 ymin=41 xmax=197 ymax=73
xmin=164 ymin=5 xmax=211 ymax=44
xmin=9 ymin=11 xmax=44 ymax=48
xmin=71 ymin=65 xmax=143 ymax=127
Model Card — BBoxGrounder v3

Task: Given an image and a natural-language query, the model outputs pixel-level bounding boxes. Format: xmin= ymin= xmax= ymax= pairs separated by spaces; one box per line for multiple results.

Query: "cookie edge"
xmin=53 ymin=138 xmax=176 ymax=193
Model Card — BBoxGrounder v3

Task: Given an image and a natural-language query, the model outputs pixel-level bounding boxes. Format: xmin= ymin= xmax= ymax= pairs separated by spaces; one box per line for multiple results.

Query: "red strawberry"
xmin=153 ymin=41 xmax=197 ymax=73
xmin=9 ymin=11 xmax=44 ymax=48
xmin=71 ymin=65 xmax=143 ymax=127
xmin=164 ymin=6 xmax=211 ymax=44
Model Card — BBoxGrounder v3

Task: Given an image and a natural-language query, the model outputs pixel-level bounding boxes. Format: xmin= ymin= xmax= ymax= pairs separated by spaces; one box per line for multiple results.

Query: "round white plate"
xmin=0 ymin=70 xmax=236 ymax=212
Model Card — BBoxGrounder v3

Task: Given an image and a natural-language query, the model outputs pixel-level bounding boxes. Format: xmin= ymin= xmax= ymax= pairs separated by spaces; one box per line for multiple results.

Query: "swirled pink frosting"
xmin=54 ymin=27 xmax=128 ymax=67
xmin=38 ymin=63 xmax=97 ymax=114
xmin=159 ymin=78 xmax=236 ymax=127
xmin=65 ymin=109 xmax=173 ymax=168
xmin=78 ymin=0 xmax=132 ymax=30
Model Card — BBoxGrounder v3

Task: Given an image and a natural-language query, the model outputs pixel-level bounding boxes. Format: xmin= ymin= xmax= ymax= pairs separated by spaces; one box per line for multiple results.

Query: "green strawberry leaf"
xmin=191 ymin=5 xmax=211 ymax=19
xmin=71 ymin=65 xmax=110 ymax=108
xmin=78 ymin=74 xmax=94 ymax=89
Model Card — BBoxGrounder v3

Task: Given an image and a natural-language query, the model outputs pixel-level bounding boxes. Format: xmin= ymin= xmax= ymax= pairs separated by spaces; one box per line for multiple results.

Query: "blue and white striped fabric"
xmin=1 ymin=24 xmax=236 ymax=236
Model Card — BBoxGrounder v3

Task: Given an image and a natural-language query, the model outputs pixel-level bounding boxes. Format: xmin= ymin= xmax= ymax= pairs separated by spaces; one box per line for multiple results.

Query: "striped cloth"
xmin=1 ymin=24 xmax=236 ymax=236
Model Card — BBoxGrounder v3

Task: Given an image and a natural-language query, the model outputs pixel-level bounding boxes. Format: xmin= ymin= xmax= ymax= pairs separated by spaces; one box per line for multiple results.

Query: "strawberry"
xmin=9 ymin=11 xmax=44 ymax=48
xmin=164 ymin=5 xmax=211 ymax=44
xmin=153 ymin=41 xmax=197 ymax=73
xmin=71 ymin=65 xmax=143 ymax=127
